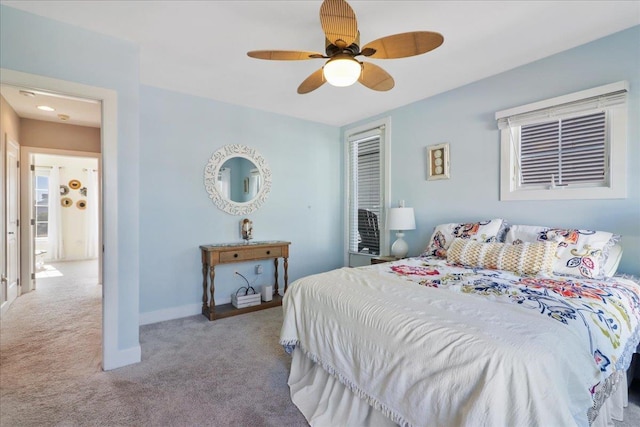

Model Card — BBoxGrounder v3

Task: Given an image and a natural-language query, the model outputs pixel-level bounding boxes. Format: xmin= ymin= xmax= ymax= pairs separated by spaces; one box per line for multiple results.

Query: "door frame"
xmin=0 ymin=68 xmax=138 ymax=370
xmin=21 ymin=147 xmax=102 ymax=293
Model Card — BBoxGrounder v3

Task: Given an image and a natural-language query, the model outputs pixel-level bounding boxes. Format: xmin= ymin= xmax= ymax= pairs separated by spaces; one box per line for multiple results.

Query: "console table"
xmin=199 ymin=241 xmax=290 ymax=321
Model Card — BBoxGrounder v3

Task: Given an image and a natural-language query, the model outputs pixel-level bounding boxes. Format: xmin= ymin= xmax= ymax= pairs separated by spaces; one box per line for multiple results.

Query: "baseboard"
xmin=138 ymin=297 xmax=235 ymax=326
xmin=103 ymin=344 xmax=141 ymax=371
xmin=0 ymin=300 xmax=10 ymax=318
xmin=139 ymin=303 xmax=203 ymax=325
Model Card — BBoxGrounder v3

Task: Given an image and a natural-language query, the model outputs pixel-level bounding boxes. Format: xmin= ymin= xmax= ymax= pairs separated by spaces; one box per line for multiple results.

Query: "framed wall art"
xmin=426 ymin=143 xmax=450 ymax=181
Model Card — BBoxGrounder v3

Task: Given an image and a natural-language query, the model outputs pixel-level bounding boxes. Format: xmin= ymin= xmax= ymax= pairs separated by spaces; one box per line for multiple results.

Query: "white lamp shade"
xmin=386 ymin=207 xmax=416 ymax=231
xmin=323 ymin=57 xmax=361 ymax=87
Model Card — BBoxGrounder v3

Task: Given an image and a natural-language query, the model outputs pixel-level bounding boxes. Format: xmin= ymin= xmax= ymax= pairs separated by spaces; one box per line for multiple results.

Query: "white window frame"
xmin=496 ymin=81 xmax=628 ymax=201
xmin=343 ymin=117 xmax=391 ymax=267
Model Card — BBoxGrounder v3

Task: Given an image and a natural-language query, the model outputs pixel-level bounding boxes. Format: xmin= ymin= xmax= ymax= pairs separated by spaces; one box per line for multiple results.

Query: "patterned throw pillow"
xmin=447 ymin=238 xmax=558 ymax=276
xmin=421 ymin=219 xmax=506 ymax=258
xmin=505 ymin=225 xmax=620 ymax=279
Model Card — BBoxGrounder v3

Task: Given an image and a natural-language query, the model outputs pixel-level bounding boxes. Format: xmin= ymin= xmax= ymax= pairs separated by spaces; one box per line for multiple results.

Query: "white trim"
xmin=495 ymin=81 xmax=629 ymax=120
xmin=102 ymin=345 xmax=141 ymax=371
xmin=343 ymin=117 xmax=391 ymax=266
xmin=139 ymin=296 xmax=240 ymax=325
xmin=1 ymin=68 xmax=140 ymax=371
xmin=139 ymin=303 xmax=202 ymax=326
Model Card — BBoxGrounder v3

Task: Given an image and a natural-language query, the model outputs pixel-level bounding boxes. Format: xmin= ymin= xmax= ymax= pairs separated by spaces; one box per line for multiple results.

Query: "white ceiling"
xmin=0 ymin=84 xmax=102 ymax=127
xmin=2 ymin=0 xmax=639 ymax=127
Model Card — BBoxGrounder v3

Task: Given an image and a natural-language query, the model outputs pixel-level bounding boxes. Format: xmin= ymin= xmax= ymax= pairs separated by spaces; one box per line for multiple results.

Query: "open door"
xmin=1 ymin=135 xmax=20 ymax=315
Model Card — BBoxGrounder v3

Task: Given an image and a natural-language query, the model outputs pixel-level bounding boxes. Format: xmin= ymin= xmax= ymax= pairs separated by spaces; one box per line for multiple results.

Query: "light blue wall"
xmin=139 ymin=86 xmax=342 ymax=316
xmin=0 ymin=6 xmax=141 ymax=355
xmin=344 ymin=26 xmax=640 ymax=275
xmin=3 ymin=2 xmax=637 ymax=341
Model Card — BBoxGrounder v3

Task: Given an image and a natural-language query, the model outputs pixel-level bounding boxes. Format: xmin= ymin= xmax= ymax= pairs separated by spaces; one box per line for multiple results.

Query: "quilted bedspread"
xmin=280 ymin=256 xmax=640 ymax=427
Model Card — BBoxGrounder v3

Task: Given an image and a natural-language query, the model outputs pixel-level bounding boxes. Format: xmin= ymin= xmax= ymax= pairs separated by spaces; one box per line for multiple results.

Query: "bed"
xmin=280 ymin=219 xmax=640 ymax=427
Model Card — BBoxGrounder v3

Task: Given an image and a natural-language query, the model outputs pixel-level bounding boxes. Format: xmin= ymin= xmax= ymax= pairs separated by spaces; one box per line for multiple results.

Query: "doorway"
xmin=0 ymin=68 xmax=134 ymax=370
xmin=31 ymin=153 xmax=101 ymax=290
xmin=1 ymin=80 xmax=104 ymax=369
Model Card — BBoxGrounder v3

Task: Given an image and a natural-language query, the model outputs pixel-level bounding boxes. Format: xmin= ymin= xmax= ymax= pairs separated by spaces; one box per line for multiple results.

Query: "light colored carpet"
xmin=1 ymin=260 xmax=639 ymax=427
xmin=0 ymin=261 xmax=307 ymax=427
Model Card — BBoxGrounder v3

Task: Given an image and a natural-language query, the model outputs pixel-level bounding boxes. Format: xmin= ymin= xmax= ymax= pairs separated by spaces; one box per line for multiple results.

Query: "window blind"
xmin=520 ymin=112 xmax=606 ymax=186
xmin=496 ymin=81 xmax=628 ymax=201
xmin=349 ymin=132 xmax=382 ymax=254
xmin=497 ymin=89 xmax=626 ymax=129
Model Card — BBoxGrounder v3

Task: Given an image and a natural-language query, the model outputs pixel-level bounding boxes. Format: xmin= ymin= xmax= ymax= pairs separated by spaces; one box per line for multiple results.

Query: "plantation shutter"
xmin=520 ymin=112 xmax=607 ymax=186
xmin=348 ymin=128 xmax=383 ymax=254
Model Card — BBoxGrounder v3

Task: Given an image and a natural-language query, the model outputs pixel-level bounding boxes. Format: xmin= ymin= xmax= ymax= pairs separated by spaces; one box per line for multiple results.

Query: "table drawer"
xmin=219 ymin=246 xmax=282 ymax=262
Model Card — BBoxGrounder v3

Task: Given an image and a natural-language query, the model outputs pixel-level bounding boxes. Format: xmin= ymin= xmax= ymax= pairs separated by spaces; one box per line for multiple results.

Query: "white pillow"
xmin=505 ymin=224 xmax=620 ymax=279
xmin=603 ymin=244 xmax=623 ymax=277
xmin=421 ymin=219 xmax=506 ymax=258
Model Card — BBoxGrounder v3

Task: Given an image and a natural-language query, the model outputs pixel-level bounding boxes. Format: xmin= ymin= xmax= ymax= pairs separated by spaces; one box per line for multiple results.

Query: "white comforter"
xmin=280 ymin=265 xmax=606 ymax=427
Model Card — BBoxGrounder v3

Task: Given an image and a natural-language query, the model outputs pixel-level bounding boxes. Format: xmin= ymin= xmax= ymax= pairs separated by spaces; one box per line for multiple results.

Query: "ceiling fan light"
xmin=323 ymin=57 xmax=361 ymax=87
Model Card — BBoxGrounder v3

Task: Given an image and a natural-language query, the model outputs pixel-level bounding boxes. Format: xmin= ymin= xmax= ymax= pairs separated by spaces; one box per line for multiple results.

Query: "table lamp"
xmin=386 ymin=203 xmax=416 ymax=258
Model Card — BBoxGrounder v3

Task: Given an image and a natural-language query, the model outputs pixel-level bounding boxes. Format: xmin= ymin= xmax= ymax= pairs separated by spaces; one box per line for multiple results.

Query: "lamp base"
xmin=391 ymin=232 xmax=409 ymax=259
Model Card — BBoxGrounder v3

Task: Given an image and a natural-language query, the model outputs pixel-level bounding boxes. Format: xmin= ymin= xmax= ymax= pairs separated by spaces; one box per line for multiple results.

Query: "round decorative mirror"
xmin=204 ymin=144 xmax=272 ymax=215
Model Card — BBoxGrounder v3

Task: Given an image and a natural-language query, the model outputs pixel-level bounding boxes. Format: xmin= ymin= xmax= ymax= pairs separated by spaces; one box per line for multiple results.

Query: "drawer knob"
xmin=266 ymin=250 xmax=271 ymax=255
xmin=233 ymin=253 xmax=238 ymax=258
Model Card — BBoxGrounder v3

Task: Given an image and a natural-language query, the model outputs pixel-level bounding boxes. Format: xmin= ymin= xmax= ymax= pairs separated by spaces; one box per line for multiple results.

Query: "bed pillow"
xmin=603 ymin=244 xmax=623 ymax=278
xmin=505 ymin=224 xmax=620 ymax=279
xmin=421 ymin=218 xmax=506 ymax=258
xmin=447 ymin=238 xmax=558 ymax=276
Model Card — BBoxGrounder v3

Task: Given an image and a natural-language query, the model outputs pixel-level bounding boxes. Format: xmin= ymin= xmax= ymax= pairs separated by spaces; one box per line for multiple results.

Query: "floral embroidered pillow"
xmin=505 ymin=224 xmax=620 ymax=279
xmin=421 ymin=218 xmax=506 ymax=258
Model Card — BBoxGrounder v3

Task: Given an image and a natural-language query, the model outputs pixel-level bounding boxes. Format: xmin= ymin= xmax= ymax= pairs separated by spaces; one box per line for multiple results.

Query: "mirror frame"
xmin=204 ymin=144 xmax=272 ymax=215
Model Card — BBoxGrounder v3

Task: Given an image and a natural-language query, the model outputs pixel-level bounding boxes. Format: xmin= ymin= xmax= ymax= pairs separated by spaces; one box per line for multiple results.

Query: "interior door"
xmin=2 ymin=137 xmax=20 ymax=313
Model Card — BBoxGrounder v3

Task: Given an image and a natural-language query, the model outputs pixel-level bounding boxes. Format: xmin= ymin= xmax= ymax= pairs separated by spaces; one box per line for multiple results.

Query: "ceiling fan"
xmin=247 ymin=0 xmax=444 ymax=94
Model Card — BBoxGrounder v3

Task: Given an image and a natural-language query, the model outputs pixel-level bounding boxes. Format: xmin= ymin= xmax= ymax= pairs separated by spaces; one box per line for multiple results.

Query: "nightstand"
xmin=371 ymin=256 xmax=399 ymax=265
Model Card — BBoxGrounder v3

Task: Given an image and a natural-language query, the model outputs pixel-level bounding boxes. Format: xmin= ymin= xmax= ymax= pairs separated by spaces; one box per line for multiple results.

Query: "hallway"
xmin=0 ymin=260 xmax=102 ymax=422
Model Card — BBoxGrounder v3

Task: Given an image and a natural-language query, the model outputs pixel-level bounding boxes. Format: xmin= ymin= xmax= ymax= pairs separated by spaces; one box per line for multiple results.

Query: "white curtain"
xmin=47 ymin=167 xmax=64 ymax=260
xmin=218 ymin=167 xmax=231 ymax=199
xmin=84 ymin=169 xmax=99 ymax=259
xmin=248 ymin=169 xmax=260 ymax=199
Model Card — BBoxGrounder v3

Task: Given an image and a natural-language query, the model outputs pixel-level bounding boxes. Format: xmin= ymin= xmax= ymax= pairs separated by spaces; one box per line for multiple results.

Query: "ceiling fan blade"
xmin=247 ymin=50 xmax=324 ymax=60
xmin=361 ymin=31 xmax=444 ymax=59
xmin=359 ymin=62 xmax=394 ymax=91
xmin=320 ymin=0 xmax=358 ymax=49
xmin=297 ymin=69 xmax=326 ymax=94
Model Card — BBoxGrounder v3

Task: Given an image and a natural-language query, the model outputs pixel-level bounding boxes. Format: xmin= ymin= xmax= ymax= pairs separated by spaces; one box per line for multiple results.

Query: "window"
xmin=351 ymin=135 xmax=381 ymax=254
xmin=496 ymin=81 xmax=628 ymax=201
xmin=34 ymin=170 xmax=50 ymax=238
xmin=345 ymin=118 xmax=390 ymax=266
xmin=520 ymin=112 xmax=606 ymax=186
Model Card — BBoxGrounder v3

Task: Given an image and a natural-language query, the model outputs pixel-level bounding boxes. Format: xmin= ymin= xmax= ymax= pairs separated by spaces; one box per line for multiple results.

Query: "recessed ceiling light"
xmin=37 ymin=105 xmax=55 ymax=112
xmin=19 ymin=90 xmax=36 ymax=97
